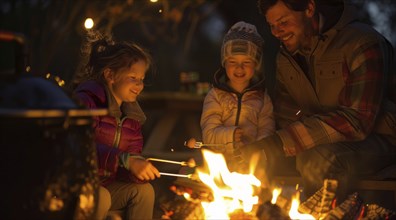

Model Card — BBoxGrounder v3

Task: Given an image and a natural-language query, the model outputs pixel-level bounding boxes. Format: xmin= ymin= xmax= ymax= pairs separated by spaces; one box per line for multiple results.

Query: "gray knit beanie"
xmin=221 ymin=21 xmax=264 ymax=70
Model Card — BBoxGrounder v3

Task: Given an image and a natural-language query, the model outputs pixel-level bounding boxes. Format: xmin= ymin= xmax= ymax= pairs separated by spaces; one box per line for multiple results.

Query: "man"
xmin=243 ymin=0 xmax=396 ymax=201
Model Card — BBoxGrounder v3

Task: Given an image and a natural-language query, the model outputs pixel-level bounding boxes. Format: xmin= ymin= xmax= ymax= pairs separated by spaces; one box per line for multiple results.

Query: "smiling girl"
xmin=73 ymin=31 xmax=159 ymax=220
xmin=200 ymin=21 xmax=275 ymax=173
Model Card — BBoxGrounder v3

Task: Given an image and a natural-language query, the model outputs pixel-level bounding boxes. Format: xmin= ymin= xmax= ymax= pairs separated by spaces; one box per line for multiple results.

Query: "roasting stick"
xmin=194 ymin=142 xmax=235 ymax=147
xmin=144 ymin=158 xmax=195 ymax=178
xmin=146 ymin=157 xmax=196 ymax=167
xmin=159 ymin=172 xmax=192 ymax=178
xmin=184 ymin=138 xmax=235 ymax=148
xmin=146 ymin=158 xmax=197 ymax=179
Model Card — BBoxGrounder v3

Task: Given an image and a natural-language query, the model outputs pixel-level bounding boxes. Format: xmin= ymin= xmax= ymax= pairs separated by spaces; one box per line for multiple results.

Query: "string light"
xmin=45 ymin=73 xmax=65 ymax=87
xmin=84 ymin=18 xmax=94 ymax=30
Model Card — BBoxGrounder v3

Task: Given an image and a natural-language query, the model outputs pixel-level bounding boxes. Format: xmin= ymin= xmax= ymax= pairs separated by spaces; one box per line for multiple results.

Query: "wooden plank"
xmin=272 ymin=175 xmax=396 ymax=191
xmin=356 ymin=180 xmax=396 ymax=191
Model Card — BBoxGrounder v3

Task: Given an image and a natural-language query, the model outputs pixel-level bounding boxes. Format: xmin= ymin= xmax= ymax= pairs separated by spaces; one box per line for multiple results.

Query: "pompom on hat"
xmin=221 ymin=21 xmax=264 ymax=70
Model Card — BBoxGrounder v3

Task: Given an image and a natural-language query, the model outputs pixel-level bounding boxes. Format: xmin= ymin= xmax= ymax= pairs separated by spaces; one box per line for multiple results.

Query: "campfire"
xmin=160 ymin=149 xmax=396 ymax=219
xmin=196 ymin=149 xmax=261 ymax=219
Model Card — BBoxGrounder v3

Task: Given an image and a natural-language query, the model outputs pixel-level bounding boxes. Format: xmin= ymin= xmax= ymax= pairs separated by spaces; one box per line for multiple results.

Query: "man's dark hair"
xmin=257 ymin=0 xmax=310 ymax=15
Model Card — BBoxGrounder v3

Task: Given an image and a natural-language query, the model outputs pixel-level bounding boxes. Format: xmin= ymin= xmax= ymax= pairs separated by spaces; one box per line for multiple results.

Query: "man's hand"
xmin=240 ymin=134 xmax=284 ymax=162
xmin=240 ymin=134 xmax=285 ymax=181
xmin=129 ymin=157 xmax=160 ymax=181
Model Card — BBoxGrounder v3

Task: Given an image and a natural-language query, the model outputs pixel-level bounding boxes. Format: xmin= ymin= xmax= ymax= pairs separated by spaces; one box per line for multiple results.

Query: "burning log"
xmin=324 ymin=192 xmax=364 ymax=220
xmin=169 ymin=183 xmax=213 ymax=203
xmin=298 ymin=179 xmax=338 ymax=219
xmin=161 ymin=149 xmax=265 ymax=219
xmin=362 ymin=204 xmax=396 ymax=220
xmin=297 ymin=178 xmax=396 ymax=220
xmin=160 ymin=195 xmax=205 ymax=219
xmin=160 ymin=178 xmax=212 ymax=219
xmin=321 ymin=192 xmax=396 ymax=219
xmin=256 ymin=201 xmax=290 ymax=220
xmin=163 ymin=180 xmax=261 ymax=220
xmin=229 ymin=209 xmax=259 ymax=220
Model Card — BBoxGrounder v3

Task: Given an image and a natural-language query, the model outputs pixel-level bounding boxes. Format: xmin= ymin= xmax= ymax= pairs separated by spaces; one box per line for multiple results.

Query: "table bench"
xmin=272 ymin=164 xmax=396 ymax=207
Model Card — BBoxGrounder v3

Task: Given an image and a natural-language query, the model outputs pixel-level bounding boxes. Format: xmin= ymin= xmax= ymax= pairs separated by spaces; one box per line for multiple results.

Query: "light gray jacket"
xmin=200 ymin=68 xmax=275 ymax=154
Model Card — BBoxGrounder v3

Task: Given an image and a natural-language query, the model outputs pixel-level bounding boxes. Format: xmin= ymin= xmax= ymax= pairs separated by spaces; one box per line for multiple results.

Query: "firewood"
xmin=298 ymin=179 xmax=338 ymax=219
xmin=256 ymin=201 xmax=290 ymax=220
xmin=324 ymin=192 xmax=363 ymax=220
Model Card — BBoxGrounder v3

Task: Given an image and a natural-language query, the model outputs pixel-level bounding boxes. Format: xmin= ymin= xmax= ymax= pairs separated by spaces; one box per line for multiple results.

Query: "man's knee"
xmin=296 ymin=145 xmax=344 ymax=185
xmin=296 ymin=144 xmax=344 ymax=174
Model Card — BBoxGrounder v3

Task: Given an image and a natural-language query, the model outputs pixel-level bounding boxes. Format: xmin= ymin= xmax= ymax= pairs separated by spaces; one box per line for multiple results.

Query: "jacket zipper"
xmin=112 ymin=117 xmax=126 ymax=148
xmin=235 ymin=93 xmax=243 ymax=126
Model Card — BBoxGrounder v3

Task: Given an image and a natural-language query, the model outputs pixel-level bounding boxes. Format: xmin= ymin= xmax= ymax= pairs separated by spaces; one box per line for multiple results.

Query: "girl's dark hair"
xmin=257 ymin=0 xmax=310 ymax=15
xmin=73 ymin=30 xmax=152 ymax=85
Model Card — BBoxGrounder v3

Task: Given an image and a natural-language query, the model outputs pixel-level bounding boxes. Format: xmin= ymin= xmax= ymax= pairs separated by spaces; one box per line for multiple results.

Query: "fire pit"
xmin=159 ymin=149 xmax=396 ymax=220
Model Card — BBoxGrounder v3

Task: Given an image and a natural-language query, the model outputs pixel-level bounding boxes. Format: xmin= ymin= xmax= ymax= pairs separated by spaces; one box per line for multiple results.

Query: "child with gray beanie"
xmin=200 ymin=21 xmax=275 ymax=174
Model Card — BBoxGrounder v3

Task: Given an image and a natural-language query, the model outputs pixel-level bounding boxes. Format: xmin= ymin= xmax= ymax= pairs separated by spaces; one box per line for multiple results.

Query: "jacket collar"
xmin=104 ymin=85 xmax=146 ymax=124
xmin=104 ymin=85 xmax=122 ymax=118
xmin=76 ymin=80 xmax=146 ymax=124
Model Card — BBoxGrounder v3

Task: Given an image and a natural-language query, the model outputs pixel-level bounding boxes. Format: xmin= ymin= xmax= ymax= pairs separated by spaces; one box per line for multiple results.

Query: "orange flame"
xmin=195 ymin=149 xmax=315 ymax=219
xmin=288 ymin=191 xmax=315 ymax=219
xmin=271 ymin=188 xmax=282 ymax=204
xmin=196 ymin=149 xmax=261 ymax=219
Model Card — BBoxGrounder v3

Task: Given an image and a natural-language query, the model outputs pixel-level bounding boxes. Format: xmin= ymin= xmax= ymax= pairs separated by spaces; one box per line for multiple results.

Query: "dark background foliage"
xmin=0 ymin=0 xmax=395 ymax=94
